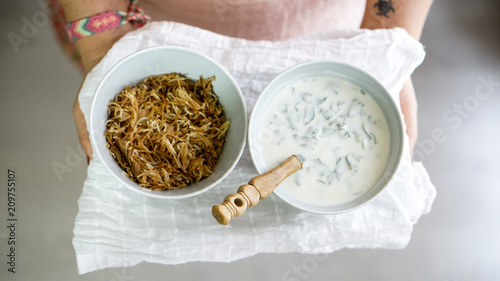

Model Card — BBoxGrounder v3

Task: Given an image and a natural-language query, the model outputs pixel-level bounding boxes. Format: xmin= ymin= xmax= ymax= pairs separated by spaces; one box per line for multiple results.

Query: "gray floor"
xmin=1 ymin=0 xmax=499 ymax=280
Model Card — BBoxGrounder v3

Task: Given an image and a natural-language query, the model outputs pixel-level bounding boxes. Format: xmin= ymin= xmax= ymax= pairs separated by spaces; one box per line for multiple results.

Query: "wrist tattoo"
xmin=374 ymin=0 xmax=395 ymax=18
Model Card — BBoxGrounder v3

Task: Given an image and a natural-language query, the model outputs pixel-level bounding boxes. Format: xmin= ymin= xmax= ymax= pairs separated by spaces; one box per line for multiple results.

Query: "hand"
xmin=359 ymin=0 xmax=432 ymax=157
xmin=70 ymin=24 xmax=136 ymax=164
xmin=72 ymin=42 xmax=109 ymax=164
xmin=399 ymin=78 xmax=418 ymax=154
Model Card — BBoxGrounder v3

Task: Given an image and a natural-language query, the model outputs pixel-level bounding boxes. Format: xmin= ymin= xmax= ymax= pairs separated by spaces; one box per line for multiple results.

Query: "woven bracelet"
xmin=66 ymin=0 xmax=150 ymax=42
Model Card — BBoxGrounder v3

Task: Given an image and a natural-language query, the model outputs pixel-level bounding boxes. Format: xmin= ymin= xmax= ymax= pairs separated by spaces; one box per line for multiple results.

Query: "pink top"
xmin=140 ymin=0 xmax=367 ymax=41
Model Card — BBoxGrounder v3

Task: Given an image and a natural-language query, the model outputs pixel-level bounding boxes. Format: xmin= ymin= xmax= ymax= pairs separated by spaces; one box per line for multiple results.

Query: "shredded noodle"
xmin=105 ymin=73 xmax=230 ymax=190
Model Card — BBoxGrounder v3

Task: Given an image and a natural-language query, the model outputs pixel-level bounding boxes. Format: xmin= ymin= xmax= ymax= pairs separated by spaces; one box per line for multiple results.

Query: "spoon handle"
xmin=212 ymin=155 xmax=303 ymax=225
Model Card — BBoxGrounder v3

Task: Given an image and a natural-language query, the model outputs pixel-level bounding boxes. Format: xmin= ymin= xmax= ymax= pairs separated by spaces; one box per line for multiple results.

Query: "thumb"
xmin=73 ymin=96 xmax=93 ymax=164
xmin=399 ymin=78 xmax=418 ymax=154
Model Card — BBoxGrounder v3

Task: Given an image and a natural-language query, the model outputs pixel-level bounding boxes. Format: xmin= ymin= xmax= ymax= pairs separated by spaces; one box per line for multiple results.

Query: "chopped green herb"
xmin=345 ymin=155 xmax=353 ymax=170
xmin=362 ymin=123 xmax=373 ymax=141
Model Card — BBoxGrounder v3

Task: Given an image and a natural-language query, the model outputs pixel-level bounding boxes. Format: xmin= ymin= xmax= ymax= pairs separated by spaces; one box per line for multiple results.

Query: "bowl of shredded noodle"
xmin=89 ymin=46 xmax=247 ymax=199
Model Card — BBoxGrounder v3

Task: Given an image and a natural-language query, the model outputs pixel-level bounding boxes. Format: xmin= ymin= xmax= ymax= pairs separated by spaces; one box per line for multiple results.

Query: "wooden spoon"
xmin=212 ymin=155 xmax=304 ymax=225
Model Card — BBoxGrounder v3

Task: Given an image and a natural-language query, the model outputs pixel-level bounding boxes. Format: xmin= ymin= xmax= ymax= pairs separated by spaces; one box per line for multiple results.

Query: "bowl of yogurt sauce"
xmin=248 ymin=61 xmax=404 ymax=214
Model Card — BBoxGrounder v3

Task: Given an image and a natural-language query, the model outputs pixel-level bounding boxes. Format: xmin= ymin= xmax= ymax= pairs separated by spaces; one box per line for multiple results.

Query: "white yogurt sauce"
xmin=258 ymin=76 xmax=391 ymax=206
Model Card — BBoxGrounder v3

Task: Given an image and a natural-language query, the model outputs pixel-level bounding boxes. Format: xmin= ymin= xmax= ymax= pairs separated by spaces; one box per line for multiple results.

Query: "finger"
xmin=73 ymin=96 xmax=93 ymax=163
xmin=399 ymin=78 xmax=418 ymax=154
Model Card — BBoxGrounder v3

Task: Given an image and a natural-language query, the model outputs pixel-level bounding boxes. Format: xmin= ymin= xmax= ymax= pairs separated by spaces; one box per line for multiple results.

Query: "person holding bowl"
xmin=49 ymin=0 xmax=433 ymax=163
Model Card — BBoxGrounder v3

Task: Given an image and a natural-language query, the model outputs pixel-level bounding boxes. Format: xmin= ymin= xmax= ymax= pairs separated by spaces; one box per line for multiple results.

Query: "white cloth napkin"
xmin=73 ymin=22 xmax=436 ymax=274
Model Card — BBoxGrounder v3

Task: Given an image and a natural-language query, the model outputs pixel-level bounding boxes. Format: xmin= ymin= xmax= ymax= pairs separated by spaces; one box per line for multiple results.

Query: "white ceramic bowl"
xmin=248 ymin=61 xmax=404 ymax=214
xmin=89 ymin=46 xmax=247 ymax=199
